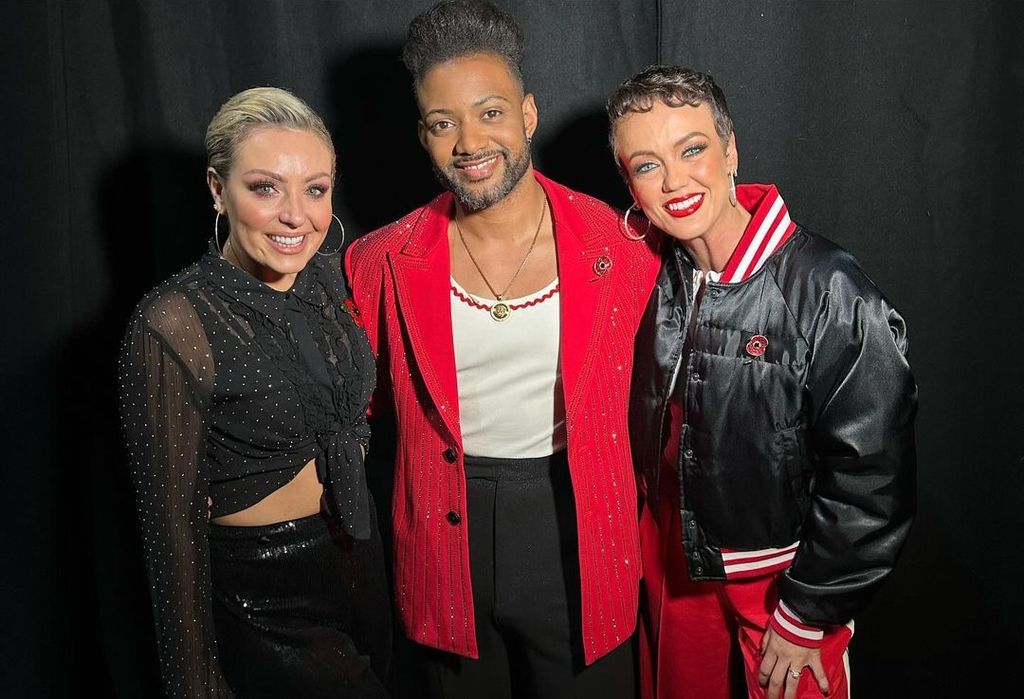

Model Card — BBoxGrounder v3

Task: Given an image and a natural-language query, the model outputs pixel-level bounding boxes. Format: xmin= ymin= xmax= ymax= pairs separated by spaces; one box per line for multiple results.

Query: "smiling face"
xmin=614 ymin=100 xmax=740 ymax=246
xmin=416 ymin=52 xmax=537 ymax=212
xmin=207 ymin=127 xmax=334 ymax=290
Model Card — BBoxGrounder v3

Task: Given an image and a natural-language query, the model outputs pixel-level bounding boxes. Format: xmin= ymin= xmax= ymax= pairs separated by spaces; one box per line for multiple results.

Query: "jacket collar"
xmin=396 ymin=170 xmax=598 ymax=258
xmin=669 ymin=183 xmax=796 ymax=286
xmin=720 ymin=183 xmax=796 ymax=283
xmin=386 ymin=171 xmax=620 ymax=443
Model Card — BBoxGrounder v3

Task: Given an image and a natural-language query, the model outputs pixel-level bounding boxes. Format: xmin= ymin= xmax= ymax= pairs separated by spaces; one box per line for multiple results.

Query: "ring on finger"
xmin=789 ymin=668 xmax=802 ymax=680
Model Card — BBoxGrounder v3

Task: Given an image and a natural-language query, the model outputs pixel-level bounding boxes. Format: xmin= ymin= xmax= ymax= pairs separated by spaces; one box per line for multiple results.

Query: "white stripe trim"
xmin=720 ymin=541 xmax=799 ymax=561
xmin=752 ymin=210 xmax=792 ymax=273
xmin=843 ymin=620 xmax=854 ymax=698
xmin=842 ymin=649 xmax=851 ymax=699
xmin=723 ymin=551 xmax=796 ymax=574
xmin=777 ymin=600 xmax=809 ymax=626
xmin=727 ymin=194 xmax=783 ymax=282
xmin=773 ymin=607 xmax=824 ymax=641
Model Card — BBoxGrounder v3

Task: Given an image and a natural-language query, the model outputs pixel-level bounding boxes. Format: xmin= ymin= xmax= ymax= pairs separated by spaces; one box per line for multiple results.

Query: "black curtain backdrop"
xmin=3 ymin=1 xmax=1022 ymax=696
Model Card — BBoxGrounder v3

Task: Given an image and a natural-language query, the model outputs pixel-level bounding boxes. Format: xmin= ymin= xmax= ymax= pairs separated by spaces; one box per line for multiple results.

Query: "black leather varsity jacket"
xmin=629 ymin=226 xmax=917 ymax=633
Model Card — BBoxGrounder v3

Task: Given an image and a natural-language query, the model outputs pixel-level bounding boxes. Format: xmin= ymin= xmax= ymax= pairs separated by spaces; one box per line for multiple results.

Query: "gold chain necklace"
xmin=454 ymin=199 xmax=548 ymax=322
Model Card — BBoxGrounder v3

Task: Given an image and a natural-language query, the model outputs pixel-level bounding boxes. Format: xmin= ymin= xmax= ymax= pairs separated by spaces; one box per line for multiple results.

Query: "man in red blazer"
xmin=346 ymin=2 xmax=659 ymax=696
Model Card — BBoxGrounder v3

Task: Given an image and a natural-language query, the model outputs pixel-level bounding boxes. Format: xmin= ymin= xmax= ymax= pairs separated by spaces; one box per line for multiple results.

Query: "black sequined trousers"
xmin=209 ymin=508 xmax=391 ymax=697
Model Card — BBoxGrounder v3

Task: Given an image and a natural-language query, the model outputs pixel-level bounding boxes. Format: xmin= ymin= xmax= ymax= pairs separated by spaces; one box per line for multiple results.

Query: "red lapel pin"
xmin=593 ymin=255 xmax=612 ymax=276
xmin=745 ymin=334 xmax=768 ymax=357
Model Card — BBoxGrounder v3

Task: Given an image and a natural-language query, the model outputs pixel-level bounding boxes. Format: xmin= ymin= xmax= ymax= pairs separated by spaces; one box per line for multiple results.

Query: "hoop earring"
xmin=621 ymin=203 xmax=650 ymax=241
xmin=729 ymin=172 xmax=738 ymax=207
xmin=316 ymin=214 xmax=346 ymax=256
xmin=213 ymin=211 xmax=227 ymax=256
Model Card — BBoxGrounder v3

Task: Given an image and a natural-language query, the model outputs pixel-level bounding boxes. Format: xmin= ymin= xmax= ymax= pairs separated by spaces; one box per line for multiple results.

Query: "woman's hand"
xmin=758 ymin=627 xmax=830 ymax=699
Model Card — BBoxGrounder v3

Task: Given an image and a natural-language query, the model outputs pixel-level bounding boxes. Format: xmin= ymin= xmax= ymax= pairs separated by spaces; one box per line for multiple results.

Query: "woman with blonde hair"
xmin=120 ymin=87 xmax=390 ymax=697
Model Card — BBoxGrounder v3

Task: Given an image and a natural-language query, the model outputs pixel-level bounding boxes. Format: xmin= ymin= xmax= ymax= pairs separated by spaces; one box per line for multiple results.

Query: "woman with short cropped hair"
xmin=609 ymin=65 xmax=917 ymax=699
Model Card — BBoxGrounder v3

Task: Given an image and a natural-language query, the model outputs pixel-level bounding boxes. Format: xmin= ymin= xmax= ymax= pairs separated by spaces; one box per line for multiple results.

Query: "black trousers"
xmin=422 ymin=452 xmax=636 ymax=699
xmin=209 ymin=509 xmax=392 ymax=698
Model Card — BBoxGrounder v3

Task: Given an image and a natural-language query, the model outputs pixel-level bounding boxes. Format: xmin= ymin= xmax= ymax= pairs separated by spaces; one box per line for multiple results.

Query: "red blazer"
xmin=345 ymin=172 xmax=659 ymax=663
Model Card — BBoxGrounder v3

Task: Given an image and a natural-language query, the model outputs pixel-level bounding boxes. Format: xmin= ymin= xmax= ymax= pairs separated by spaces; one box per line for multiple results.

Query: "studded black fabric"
xmin=118 ymin=240 xmax=375 ymax=697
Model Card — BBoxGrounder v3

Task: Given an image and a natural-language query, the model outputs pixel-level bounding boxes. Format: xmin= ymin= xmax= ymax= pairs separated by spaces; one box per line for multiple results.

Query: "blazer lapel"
xmin=387 ymin=194 xmax=463 ymax=446
xmin=539 ymin=174 xmax=617 ymax=420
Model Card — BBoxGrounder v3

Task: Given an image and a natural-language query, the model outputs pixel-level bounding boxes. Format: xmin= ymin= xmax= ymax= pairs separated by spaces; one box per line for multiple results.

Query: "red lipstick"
xmin=663 ymin=193 xmax=704 ymax=218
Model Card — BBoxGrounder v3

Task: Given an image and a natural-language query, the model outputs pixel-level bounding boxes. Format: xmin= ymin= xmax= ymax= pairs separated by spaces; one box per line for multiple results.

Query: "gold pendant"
xmin=489 ymin=301 xmax=511 ymax=322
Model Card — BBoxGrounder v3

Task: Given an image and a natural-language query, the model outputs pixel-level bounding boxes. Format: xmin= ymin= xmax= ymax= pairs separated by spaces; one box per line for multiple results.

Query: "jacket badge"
xmin=745 ymin=334 xmax=768 ymax=357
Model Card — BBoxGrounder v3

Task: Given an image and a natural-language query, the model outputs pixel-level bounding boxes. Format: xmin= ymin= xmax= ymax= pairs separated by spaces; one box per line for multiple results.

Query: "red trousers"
xmin=639 ymin=472 xmax=853 ymax=699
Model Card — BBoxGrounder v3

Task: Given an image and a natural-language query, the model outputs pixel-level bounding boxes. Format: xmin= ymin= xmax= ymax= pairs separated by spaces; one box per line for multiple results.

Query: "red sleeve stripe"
xmin=720 ymin=541 xmax=799 ymax=562
xmin=721 ymin=541 xmax=799 ymax=578
xmin=771 ymin=600 xmax=824 ymax=645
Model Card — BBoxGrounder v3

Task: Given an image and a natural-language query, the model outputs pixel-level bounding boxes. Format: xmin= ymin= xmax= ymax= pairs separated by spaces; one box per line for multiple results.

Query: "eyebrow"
xmin=473 ymin=94 xmax=511 ymax=108
xmin=422 ymin=94 xmax=512 ymax=120
xmin=241 ymin=169 xmax=331 ymax=181
xmin=625 ymin=130 xmax=709 ymax=161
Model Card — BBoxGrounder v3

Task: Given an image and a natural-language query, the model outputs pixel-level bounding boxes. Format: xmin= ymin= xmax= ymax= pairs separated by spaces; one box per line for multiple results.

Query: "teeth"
xmin=270 ymin=235 xmax=303 ymax=246
xmin=463 ymin=156 xmax=497 ymax=171
xmin=667 ymin=194 xmax=702 ymax=211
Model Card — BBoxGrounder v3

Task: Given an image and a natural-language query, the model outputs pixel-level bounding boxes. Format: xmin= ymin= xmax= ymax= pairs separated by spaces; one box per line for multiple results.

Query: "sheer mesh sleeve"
xmin=119 ymin=291 xmax=233 ymax=698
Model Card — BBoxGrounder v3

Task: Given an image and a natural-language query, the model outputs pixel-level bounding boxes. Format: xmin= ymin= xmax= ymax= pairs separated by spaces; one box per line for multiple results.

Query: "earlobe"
xmin=522 ymin=93 xmax=538 ymax=140
xmin=726 ymin=133 xmax=739 ymax=173
xmin=206 ymin=167 xmax=224 ymax=213
xmin=627 ymin=181 xmax=641 ymax=206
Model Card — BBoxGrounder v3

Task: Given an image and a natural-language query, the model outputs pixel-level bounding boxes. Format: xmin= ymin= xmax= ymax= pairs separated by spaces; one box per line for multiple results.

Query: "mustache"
xmin=451 ymin=148 xmax=507 ymax=167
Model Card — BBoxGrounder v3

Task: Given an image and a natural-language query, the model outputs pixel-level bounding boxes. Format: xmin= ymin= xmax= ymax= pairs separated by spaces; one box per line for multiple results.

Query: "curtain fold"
xmin=1 ymin=1 xmax=1020 ymax=695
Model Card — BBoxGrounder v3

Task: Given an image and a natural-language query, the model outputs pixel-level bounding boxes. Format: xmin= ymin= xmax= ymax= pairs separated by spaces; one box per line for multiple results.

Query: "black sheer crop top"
xmin=118 ymin=242 xmax=375 ymax=697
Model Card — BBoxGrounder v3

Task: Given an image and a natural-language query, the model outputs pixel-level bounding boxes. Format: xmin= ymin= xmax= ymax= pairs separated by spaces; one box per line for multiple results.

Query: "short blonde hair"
xmin=204 ymin=86 xmax=335 ymax=177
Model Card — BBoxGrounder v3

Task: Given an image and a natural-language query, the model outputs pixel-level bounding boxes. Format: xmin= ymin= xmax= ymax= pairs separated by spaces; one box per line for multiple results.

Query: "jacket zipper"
xmin=668 ymin=270 xmax=706 ymax=401
xmin=654 ymin=269 xmax=705 ymax=478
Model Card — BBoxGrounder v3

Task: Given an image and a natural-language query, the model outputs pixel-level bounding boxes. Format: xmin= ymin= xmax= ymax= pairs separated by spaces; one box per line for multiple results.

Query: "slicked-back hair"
xmin=402 ymin=0 xmax=525 ymax=88
xmin=607 ymin=65 xmax=734 ymax=151
xmin=205 ymin=86 xmax=335 ymax=178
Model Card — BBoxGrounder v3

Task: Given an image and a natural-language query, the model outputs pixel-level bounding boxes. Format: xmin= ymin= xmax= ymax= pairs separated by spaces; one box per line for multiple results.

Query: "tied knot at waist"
xmin=313 ymin=425 xmax=371 ymax=539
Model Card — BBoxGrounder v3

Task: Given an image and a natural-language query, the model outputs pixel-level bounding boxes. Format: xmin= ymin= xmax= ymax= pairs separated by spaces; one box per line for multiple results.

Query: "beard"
xmin=432 ymin=138 xmax=532 ymax=212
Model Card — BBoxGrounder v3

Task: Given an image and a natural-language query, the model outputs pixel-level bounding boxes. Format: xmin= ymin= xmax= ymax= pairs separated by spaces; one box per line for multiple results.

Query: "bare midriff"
xmin=211 ymin=459 xmax=322 ymax=527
